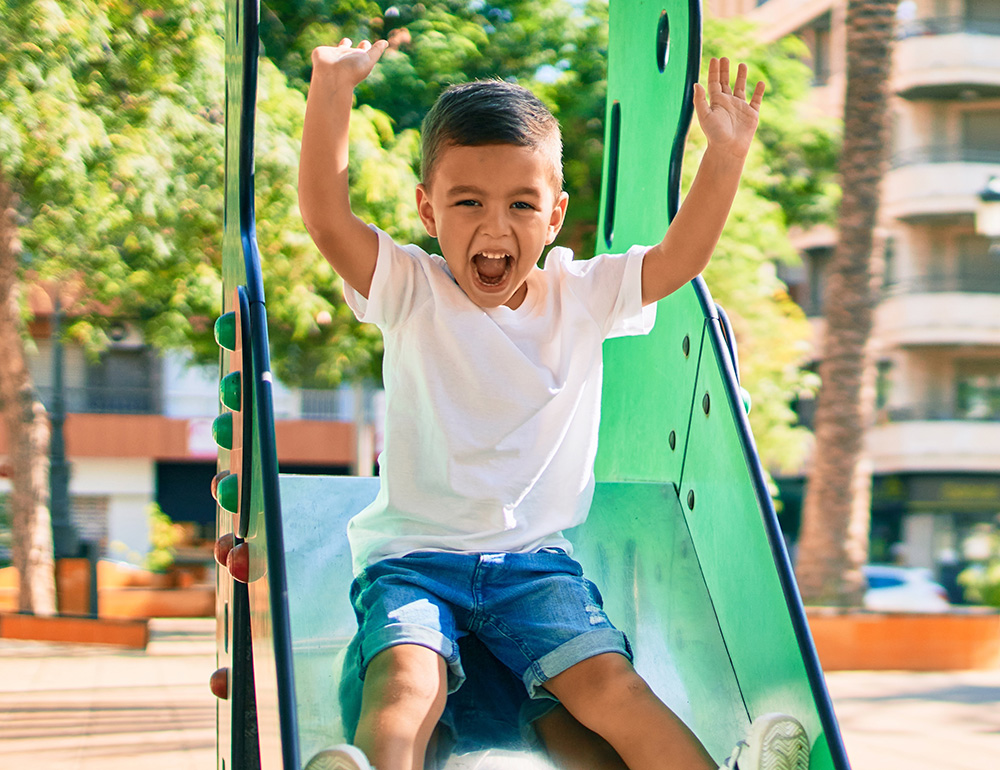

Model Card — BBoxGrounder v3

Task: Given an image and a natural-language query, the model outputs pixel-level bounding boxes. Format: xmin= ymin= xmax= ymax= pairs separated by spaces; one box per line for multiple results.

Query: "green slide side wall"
xmin=594 ymin=2 xmax=848 ymax=768
xmin=218 ymin=0 xmax=298 ymax=768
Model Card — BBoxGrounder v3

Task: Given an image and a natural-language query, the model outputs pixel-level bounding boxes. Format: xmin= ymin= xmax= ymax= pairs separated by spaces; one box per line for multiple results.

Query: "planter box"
xmin=0 ymin=560 xmax=215 ymax=619
xmin=806 ymin=607 xmax=1000 ymax=671
xmin=0 ymin=612 xmax=149 ymax=649
xmin=98 ymin=586 xmax=215 ymax=619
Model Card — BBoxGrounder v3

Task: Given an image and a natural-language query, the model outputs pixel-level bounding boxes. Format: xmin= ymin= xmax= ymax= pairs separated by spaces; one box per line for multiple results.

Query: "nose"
xmin=480 ymin=205 xmax=512 ymax=237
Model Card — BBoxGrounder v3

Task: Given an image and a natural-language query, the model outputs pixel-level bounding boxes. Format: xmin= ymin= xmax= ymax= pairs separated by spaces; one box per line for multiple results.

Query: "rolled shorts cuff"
xmin=521 ymin=628 xmax=632 ymax=700
xmin=359 ymin=623 xmax=466 ymax=693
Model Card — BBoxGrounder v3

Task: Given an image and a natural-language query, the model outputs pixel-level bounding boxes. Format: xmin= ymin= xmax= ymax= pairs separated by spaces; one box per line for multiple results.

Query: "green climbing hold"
xmin=217 ymin=472 xmax=240 ymax=513
xmin=740 ymin=387 xmax=752 ymax=415
xmin=220 ymin=372 xmax=241 ymax=411
xmin=213 ymin=412 xmax=234 ymax=450
xmin=215 ymin=312 xmax=237 ymax=351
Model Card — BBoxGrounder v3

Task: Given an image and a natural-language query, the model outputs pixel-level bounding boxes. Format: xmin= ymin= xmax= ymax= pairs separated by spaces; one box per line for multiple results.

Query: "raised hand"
xmin=693 ymin=57 xmax=765 ymax=160
xmin=311 ymin=38 xmax=389 ymax=90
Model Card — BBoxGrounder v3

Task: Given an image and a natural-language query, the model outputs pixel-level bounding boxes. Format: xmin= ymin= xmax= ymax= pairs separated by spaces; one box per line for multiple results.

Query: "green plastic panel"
xmin=680 ymin=321 xmax=837 ymax=769
xmin=570 ymin=482 xmax=748 ymax=762
xmin=594 ymin=0 xmax=702 ymax=482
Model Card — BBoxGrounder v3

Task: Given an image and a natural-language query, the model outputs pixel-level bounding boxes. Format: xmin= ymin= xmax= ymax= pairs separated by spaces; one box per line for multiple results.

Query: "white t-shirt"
xmin=343 ymin=227 xmax=656 ymax=572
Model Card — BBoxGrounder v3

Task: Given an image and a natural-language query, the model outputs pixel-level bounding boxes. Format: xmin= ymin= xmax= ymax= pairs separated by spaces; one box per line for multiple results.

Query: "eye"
xmin=455 ymin=199 xmax=480 ymax=207
xmin=511 ymin=201 xmax=536 ymax=210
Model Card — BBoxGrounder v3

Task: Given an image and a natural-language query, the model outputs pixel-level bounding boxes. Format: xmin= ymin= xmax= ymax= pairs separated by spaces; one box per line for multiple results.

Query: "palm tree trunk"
xmin=795 ymin=0 xmax=898 ymax=606
xmin=0 ymin=168 xmax=57 ymax=615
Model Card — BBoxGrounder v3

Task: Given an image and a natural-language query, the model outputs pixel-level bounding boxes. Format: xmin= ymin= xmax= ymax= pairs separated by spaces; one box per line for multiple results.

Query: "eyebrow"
xmin=446 ymin=184 xmax=544 ymax=198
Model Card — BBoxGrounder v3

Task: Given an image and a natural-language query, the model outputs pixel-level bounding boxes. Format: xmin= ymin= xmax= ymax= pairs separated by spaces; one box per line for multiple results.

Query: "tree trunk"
xmin=0 ymin=168 xmax=57 ymax=615
xmin=795 ymin=0 xmax=897 ymax=606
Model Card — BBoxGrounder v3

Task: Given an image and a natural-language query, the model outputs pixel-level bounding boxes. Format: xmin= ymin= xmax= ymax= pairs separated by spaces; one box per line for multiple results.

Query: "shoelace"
xmin=720 ymin=739 xmax=747 ymax=770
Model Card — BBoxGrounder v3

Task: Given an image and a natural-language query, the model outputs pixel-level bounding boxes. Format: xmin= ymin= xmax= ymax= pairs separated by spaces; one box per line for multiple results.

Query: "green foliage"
xmin=1 ymin=0 xmax=227 ymax=351
xmin=143 ymin=503 xmax=182 ymax=573
xmin=705 ymin=17 xmax=841 ymax=230
xmin=1 ymin=0 xmax=421 ymax=389
xmin=958 ymin=529 xmax=1000 ymax=607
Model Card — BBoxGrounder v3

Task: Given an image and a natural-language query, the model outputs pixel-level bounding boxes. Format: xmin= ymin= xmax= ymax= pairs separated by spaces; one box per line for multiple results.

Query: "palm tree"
xmin=795 ymin=0 xmax=899 ymax=606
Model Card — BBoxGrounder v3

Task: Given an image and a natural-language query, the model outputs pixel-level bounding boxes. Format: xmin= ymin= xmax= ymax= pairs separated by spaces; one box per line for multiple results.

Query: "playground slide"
xmin=210 ymin=1 xmax=852 ymax=768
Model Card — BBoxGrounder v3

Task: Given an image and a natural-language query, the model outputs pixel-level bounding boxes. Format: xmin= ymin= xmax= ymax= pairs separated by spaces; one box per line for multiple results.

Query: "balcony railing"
xmin=36 ymin=385 xmax=161 ymax=415
xmin=890 ymin=145 xmax=1000 ymax=169
xmin=884 ymin=273 xmax=1000 ymax=295
xmin=35 ymin=384 xmax=353 ymax=421
xmin=897 ymin=16 xmax=1000 ymax=40
xmin=884 ymin=404 xmax=1000 ymax=422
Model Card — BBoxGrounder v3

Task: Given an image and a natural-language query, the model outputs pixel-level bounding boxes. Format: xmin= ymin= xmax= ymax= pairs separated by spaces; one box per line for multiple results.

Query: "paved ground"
xmin=0 ymin=617 xmax=996 ymax=769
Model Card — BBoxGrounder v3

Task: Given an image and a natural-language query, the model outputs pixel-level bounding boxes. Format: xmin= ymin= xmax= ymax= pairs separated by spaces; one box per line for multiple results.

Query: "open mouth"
xmin=472 ymin=251 xmax=512 ymax=288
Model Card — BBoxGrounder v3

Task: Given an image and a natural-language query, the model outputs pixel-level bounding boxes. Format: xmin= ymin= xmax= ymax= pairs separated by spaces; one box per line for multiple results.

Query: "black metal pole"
xmin=49 ymin=293 xmax=77 ymax=560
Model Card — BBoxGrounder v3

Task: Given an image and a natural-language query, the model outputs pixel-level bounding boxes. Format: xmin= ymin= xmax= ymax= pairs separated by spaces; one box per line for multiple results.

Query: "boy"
xmin=299 ymin=37 xmax=807 ymax=770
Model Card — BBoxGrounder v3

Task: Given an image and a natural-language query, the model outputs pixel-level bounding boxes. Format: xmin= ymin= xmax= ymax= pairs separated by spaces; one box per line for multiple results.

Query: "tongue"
xmin=474 ymin=255 xmax=507 ymax=280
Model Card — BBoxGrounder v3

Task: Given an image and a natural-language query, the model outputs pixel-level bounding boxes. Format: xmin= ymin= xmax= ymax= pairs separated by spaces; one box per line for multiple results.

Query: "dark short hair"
xmin=420 ymin=80 xmax=563 ymax=191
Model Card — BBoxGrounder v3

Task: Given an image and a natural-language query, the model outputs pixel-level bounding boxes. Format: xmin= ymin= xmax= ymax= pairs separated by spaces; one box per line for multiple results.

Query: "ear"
xmin=545 ymin=191 xmax=570 ymax=245
xmin=416 ymin=184 xmax=438 ymax=238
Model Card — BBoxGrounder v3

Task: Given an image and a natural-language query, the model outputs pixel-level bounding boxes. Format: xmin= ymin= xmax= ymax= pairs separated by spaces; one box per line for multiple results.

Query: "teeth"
xmin=477 ymin=251 xmax=510 ymax=260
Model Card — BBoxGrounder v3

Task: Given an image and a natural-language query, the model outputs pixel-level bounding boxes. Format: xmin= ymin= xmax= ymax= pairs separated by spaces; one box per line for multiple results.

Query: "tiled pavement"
xmin=0 ymin=619 xmax=217 ymax=770
xmin=0 ymin=617 xmax=996 ymax=770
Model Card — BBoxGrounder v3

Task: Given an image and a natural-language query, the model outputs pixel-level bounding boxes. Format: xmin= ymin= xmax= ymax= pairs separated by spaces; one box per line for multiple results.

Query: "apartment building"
xmin=0 ymin=287 xmax=372 ymax=566
xmin=710 ymin=0 xmax=1000 ymax=587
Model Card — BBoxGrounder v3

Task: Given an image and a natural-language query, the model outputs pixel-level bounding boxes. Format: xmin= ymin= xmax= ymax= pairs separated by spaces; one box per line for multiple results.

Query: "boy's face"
xmin=416 ymin=143 xmax=569 ymax=310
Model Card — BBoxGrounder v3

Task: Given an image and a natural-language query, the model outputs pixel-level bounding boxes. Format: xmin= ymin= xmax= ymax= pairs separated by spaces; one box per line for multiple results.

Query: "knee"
xmin=546 ymin=654 xmax=653 ymax=723
xmin=362 ymin=644 xmax=448 ymax=715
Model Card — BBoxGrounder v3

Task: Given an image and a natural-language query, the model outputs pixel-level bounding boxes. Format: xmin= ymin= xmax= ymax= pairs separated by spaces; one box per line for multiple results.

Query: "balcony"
xmin=894 ymin=17 xmax=1000 ymax=100
xmin=883 ymin=146 xmax=1000 ymax=222
xmin=869 ymin=410 xmax=1000 ymax=474
xmin=36 ymin=385 xmax=162 ymax=416
xmin=876 ymin=279 xmax=1000 ymax=347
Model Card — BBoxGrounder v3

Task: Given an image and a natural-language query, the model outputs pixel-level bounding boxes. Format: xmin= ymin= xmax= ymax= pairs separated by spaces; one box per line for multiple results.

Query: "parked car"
xmin=863 ymin=565 xmax=950 ymax=612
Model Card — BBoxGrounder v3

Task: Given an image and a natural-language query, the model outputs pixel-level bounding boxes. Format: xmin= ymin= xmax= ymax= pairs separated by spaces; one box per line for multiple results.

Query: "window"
xmin=883 ymin=236 xmax=897 ymax=291
xmin=792 ymin=14 xmax=832 ymax=87
xmin=876 ymin=360 xmax=893 ymax=411
xmin=86 ymin=348 xmax=160 ymax=414
xmin=962 ymin=110 xmax=1000 ymax=163
xmin=956 ymin=362 xmax=1000 ymax=420
xmin=967 ymin=0 xmax=1000 ymax=29
xmin=806 ymin=246 xmax=833 ymax=316
xmin=812 ymin=18 xmax=831 ymax=85
xmin=956 ymin=233 xmax=999 ymax=291
xmin=72 ymin=496 xmax=110 ymax=550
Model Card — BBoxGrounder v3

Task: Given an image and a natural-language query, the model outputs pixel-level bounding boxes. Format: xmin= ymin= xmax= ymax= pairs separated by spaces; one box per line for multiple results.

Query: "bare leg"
xmin=535 ymin=704 xmax=630 ymax=770
xmin=544 ymin=653 xmax=717 ymax=770
xmin=354 ymin=644 xmax=448 ymax=770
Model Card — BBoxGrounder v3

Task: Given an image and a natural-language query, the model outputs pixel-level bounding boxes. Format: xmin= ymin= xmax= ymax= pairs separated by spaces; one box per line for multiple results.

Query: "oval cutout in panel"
xmin=656 ymin=10 xmax=670 ymax=73
xmin=603 ymin=100 xmax=622 ymax=249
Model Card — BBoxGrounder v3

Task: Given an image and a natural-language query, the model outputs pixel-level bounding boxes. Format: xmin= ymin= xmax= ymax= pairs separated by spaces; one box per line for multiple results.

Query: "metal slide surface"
xmin=212 ymin=0 xmax=851 ymax=767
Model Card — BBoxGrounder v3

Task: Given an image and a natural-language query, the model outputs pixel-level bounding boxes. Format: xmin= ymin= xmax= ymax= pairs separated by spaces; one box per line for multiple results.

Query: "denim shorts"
xmin=337 ymin=550 xmax=631 ymax=752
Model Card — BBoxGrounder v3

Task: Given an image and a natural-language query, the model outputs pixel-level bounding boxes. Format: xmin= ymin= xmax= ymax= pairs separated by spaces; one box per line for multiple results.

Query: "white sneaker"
xmin=303 ymin=744 xmax=374 ymax=770
xmin=721 ymin=713 xmax=809 ymax=770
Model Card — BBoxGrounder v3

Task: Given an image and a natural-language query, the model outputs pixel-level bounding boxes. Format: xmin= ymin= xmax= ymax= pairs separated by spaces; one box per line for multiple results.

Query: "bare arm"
xmin=299 ymin=38 xmax=388 ymax=299
xmin=641 ymin=57 xmax=765 ymax=306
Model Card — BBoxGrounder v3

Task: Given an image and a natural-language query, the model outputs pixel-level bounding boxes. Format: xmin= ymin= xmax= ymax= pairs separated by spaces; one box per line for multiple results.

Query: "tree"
xmin=0 ymin=0 xmax=118 ymax=613
xmin=794 ymin=0 xmax=898 ymax=606
xmin=0 ymin=0 xmax=421 ymax=609
xmin=0 ymin=167 xmax=55 ymax=614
